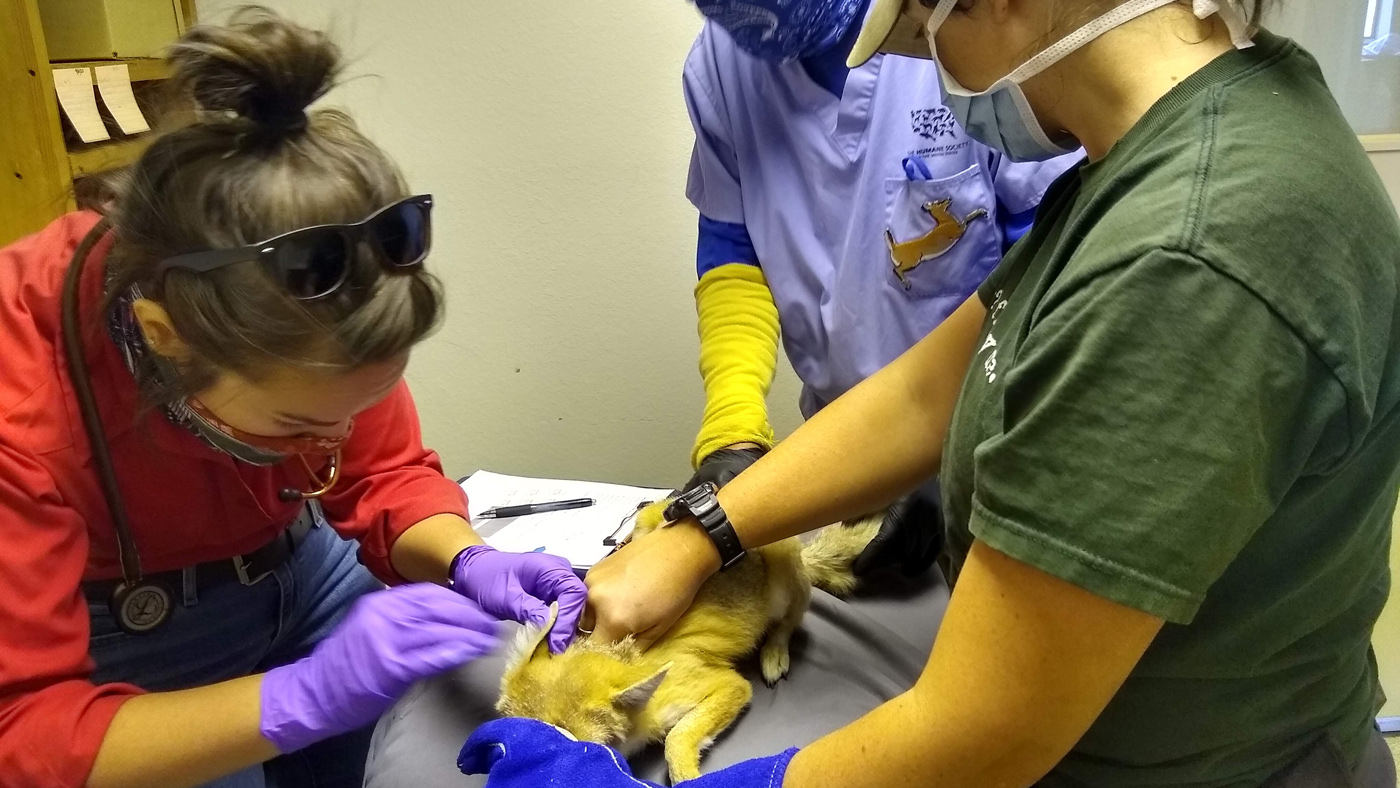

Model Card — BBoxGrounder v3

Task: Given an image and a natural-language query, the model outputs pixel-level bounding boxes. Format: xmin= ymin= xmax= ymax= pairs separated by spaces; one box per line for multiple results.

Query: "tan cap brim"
xmin=846 ymin=0 xmax=936 ymax=68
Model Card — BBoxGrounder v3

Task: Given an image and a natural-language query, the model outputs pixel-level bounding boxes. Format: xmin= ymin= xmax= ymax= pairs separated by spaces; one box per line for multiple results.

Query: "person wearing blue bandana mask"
xmin=677 ymin=0 xmax=1083 ymax=584
xmin=463 ymin=1 xmax=1400 ymax=788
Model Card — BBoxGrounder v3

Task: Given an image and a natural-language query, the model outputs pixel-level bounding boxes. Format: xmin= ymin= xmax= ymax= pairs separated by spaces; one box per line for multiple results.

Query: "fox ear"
xmin=613 ymin=664 xmax=670 ymax=711
xmin=513 ymin=603 xmax=558 ymax=663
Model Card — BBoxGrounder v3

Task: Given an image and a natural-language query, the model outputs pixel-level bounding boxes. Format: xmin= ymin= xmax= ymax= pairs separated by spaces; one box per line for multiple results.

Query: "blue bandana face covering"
xmin=694 ymin=0 xmax=865 ymax=61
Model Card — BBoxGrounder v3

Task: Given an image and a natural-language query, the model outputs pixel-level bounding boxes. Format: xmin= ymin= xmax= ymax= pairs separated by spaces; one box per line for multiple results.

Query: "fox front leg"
xmin=662 ymin=671 xmax=754 ymax=784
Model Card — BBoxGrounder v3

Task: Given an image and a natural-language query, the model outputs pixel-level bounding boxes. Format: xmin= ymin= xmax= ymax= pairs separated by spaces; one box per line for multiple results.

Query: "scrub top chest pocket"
xmin=882 ymin=163 xmax=1000 ymax=298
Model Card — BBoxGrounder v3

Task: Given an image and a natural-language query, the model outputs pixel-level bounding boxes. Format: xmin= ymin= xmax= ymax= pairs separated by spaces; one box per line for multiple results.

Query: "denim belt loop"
xmin=181 ymin=566 xmax=198 ymax=606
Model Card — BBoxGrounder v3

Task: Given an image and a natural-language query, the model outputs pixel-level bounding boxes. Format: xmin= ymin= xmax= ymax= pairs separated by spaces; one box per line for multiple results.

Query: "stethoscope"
xmin=62 ymin=220 xmax=337 ymax=634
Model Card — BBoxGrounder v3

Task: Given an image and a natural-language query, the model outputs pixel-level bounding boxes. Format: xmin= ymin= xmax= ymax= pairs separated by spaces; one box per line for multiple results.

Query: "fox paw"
xmin=759 ymin=643 xmax=791 ymax=685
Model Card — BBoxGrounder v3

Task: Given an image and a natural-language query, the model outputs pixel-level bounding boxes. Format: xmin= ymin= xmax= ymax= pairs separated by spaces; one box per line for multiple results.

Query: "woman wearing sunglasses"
xmin=0 ymin=10 xmax=585 ymax=788
xmin=464 ymin=1 xmax=1400 ymax=788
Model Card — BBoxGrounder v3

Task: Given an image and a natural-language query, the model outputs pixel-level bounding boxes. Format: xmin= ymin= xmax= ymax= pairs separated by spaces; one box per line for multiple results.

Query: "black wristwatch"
xmin=664 ymin=482 xmax=746 ymax=570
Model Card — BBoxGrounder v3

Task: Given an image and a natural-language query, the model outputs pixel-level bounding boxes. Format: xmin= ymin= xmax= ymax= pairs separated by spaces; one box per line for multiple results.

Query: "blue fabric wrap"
xmin=698 ymin=215 xmax=762 ymax=277
xmin=797 ymin=0 xmax=867 ymax=97
xmin=693 ymin=0 xmax=864 ymax=61
xmin=998 ymin=203 xmax=1037 ymax=252
xmin=459 ymin=718 xmax=799 ymax=788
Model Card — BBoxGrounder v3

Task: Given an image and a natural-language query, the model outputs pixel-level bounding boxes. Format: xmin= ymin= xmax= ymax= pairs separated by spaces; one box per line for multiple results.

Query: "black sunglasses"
xmin=156 ymin=194 xmax=433 ymax=300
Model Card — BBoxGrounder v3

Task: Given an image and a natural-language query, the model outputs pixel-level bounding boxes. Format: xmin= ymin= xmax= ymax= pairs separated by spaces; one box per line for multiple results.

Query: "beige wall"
xmin=1374 ymin=149 xmax=1400 ymax=206
xmin=198 ymin=0 xmax=1400 ymax=714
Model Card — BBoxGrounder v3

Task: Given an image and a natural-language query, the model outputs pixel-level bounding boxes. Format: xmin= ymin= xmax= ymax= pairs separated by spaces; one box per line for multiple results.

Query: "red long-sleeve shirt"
xmin=0 ymin=212 xmax=469 ymax=787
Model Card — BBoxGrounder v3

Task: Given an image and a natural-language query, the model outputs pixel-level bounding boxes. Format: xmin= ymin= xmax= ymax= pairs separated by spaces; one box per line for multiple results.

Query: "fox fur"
xmin=497 ymin=503 xmax=881 ymax=783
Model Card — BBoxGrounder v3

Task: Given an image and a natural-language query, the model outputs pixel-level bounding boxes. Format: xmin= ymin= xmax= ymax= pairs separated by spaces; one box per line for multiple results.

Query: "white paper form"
xmin=94 ymin=65 xmax=151 ymax=134
xmin=463 ymin=471 xmax=672 ymax=569
xmin=53 ymin=68 xmax=111 ymax=143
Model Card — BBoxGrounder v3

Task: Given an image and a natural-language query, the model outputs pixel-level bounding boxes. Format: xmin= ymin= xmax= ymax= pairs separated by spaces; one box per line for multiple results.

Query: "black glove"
xmin=683 ymin=446 xmax=766 ymax=492
xmin=852 ymin=488 xmax=944 ymax=578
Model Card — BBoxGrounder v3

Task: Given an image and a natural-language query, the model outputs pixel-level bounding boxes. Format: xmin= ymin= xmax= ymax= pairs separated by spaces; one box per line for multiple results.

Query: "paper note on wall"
xmin=94 ymin=65 xmax=151 ymax=135
xmin=53 ymin=68 xmax=110 ymax=143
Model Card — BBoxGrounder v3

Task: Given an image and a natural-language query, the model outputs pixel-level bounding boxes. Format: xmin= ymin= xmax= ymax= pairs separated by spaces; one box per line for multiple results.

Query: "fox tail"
xmin=800 ymin=513 xmax=883 ymax=596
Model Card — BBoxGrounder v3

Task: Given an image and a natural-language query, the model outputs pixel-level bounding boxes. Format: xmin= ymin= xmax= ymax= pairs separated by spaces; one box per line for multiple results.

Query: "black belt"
xmin=83 ymin=511 xmax=315 ymax=602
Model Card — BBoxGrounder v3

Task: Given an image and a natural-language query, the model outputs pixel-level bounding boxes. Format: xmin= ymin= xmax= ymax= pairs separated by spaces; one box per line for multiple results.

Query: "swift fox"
xmin=885 ymin=198 xmax=989 ymax=289
xmin=497 ymin=504 xmax=881 ymax=783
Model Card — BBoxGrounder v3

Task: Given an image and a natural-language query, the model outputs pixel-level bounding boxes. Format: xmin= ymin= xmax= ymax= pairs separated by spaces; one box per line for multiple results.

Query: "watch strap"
xmin=703 ymin=519 xmax=746 ymax=570
xmin=665 ymin=484 xmax=746 ymax=570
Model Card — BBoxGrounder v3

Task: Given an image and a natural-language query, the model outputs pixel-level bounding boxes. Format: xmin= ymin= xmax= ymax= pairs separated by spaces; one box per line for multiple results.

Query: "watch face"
xmin=672 ymin=484 xmax=715 ymax=516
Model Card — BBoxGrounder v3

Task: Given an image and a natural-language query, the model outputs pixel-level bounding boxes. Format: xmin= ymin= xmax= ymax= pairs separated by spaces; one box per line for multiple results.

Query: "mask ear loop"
xmin=1003 ymin=0 xmax=1255 ymax=85
xmin=934 ymin=0 xmax=1232 ymax=93
xmin=927 ymin=0 xmax=1218 ymax=157
xmin=1001 ymin=0 xmax=1183 ymax=85
xmin=928 ymin=0 xmax=957 ymax=32
xmin=924 ymin=0 xmax=979 ymax=97
xmin=924 ymin=0 xmax=958 ymax=63
xmin=1191 ymin=0 xmax=1256 ymax=48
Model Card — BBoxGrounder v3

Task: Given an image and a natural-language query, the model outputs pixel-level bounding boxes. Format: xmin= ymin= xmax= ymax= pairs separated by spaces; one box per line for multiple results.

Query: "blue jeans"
xmin=88 ymin=510 xmax=384 ymax=788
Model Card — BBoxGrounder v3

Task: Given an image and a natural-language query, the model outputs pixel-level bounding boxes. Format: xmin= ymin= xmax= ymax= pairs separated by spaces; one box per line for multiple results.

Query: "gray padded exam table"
xmin=364 ymin=570 xmax=949 ymax=787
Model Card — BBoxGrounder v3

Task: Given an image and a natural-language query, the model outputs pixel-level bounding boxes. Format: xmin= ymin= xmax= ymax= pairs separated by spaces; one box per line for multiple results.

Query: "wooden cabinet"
xmin=0 ymin=0 xmax=195 ymax=246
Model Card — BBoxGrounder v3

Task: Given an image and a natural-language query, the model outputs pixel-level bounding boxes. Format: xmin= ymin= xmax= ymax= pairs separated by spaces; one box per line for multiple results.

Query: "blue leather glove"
xmin=459 ymin=717 xmax=798 ymax=788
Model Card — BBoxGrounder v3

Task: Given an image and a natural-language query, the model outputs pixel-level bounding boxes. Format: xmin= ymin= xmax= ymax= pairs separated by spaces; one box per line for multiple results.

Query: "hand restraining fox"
xmin=497 ymin=503 xmax=882 ymax=783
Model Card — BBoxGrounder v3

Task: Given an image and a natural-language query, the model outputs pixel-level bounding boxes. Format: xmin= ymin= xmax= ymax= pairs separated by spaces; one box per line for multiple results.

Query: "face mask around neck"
xmin=107 ymin=284 xmax=352 ymax=467
xmin=924 ymin=0 xmax=1255 ymax=162
xmin=183 ymin=397 xmax=352 ymax=466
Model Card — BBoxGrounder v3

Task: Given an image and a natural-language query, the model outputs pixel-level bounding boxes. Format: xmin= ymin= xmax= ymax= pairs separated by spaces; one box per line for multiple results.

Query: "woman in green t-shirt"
xmin=471 ymin=1 xmax=1400 ymax=787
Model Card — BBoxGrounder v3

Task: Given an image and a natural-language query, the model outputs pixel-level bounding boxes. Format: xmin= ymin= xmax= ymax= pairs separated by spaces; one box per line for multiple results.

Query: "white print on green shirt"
xmin=980 ymin=289 xmax=1009 ymax=383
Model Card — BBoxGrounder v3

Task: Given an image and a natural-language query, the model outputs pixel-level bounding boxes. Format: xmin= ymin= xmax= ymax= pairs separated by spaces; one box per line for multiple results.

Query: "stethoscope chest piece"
xmin=109 ymin=579 xmax=175 ymax=634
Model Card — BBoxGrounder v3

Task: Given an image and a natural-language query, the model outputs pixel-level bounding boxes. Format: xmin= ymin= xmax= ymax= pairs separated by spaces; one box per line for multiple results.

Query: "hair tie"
xmin=258 ymin=109 xmax=309 ymax=135
xmin=244 ymin=99 xmax=310 ymax=136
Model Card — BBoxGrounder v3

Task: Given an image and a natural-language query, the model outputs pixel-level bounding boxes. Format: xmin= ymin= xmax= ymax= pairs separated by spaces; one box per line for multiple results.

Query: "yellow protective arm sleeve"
xmin=691 ymin=263 xmax=782 ymax=468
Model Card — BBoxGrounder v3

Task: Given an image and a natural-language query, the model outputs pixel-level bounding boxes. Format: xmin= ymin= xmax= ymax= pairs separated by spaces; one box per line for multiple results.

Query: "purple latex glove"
xmin=260 ymin=583 xmax=500 ymax=754
xmin=450 ymin=545 xmax=587 ymax=654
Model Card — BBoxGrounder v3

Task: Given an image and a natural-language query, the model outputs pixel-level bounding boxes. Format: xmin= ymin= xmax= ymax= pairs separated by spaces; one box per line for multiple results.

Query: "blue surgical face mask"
xmin=925 ymin=0 xmax=1255 ymax=162
xmin=695 ymin=0 xmax=866 ymax=61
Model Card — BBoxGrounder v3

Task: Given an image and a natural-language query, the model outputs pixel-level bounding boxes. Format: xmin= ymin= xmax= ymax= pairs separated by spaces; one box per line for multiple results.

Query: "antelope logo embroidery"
xmin=884 ymin=199 xmax=988 ymax=289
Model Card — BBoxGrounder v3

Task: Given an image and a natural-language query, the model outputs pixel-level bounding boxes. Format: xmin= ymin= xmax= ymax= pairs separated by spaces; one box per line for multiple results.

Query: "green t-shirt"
xmin=941 ymin=32 xmax=1400 ymax=788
